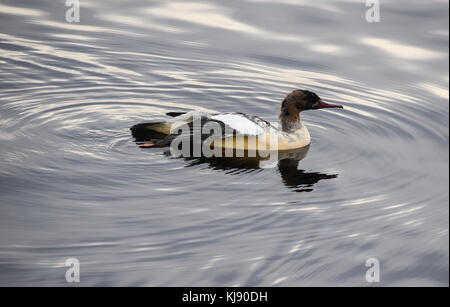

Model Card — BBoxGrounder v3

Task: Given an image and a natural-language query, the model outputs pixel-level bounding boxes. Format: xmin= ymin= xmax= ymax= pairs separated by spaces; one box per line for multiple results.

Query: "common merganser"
xmin=131 ymin=90 xmax=343 ymax=152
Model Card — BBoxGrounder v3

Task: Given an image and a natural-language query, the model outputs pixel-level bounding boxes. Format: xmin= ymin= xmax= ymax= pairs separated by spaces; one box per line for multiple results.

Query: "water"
xmin=0 ymin=0 xmax=448 ymax=286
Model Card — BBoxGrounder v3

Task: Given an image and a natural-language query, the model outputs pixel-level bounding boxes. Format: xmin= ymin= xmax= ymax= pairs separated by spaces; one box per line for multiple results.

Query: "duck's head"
xmin=279 ymin=90 xmax=343 ymax=131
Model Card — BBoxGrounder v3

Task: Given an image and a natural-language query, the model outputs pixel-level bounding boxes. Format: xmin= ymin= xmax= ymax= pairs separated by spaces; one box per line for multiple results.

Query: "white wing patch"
xmin=211 ymin=114 xmax=266 ymax=136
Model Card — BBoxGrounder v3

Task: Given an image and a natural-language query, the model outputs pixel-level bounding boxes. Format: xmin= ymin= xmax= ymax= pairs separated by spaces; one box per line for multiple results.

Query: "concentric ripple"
xmin=0 ymin=0 xmax=448 ymax=286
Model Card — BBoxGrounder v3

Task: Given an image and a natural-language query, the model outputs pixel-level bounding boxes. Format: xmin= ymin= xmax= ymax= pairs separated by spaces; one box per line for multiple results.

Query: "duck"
xmin=130 ymin=90 xmax=343 ymax=153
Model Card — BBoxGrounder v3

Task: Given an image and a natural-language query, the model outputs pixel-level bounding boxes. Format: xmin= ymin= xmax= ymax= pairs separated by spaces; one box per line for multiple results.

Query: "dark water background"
xmin=0 ymin=0 xmax=448 ymax=286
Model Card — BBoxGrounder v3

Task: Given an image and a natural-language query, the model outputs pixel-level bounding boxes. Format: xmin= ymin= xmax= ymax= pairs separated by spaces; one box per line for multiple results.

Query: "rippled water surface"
xmin=0 ymin=0 xmax=448 ymax=286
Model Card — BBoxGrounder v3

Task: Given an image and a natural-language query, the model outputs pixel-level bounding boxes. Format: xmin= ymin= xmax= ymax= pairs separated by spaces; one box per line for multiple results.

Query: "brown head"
xmin=279 ymin=90 xmax=343 ymax=131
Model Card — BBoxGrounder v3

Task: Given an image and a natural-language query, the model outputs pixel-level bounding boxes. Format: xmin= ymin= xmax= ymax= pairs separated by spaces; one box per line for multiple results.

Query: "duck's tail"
xmin=130 ymin=121 xmax=171 ymax=143
xmin=130 ymin=121 xmax=172 ymax=134
xmin=130 ymin=111 xmax=186 ymax=134
xmin=130 ymin=112 xmax=188 ymax=146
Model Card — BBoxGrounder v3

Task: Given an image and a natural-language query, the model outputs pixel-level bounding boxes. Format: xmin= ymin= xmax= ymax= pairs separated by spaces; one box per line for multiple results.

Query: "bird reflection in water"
xmin=176 ymin=146 xmax=337 ymax=192
xmin=277 ymin=152 xmax=338 ymax=192
xmin=132 ymin=129 xmax=337 ymax=192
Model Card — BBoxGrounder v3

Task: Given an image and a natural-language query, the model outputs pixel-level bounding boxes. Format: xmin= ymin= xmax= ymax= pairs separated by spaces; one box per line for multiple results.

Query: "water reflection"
xmin=180 ymin=146 xmax=338 ymax=192
xmin=132 ymin=123 xmax=338 ymax=192
xmin=277 ymin=155 xmax=338 ymax=192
